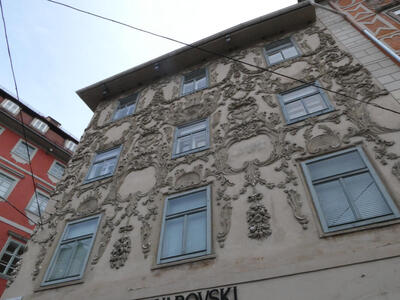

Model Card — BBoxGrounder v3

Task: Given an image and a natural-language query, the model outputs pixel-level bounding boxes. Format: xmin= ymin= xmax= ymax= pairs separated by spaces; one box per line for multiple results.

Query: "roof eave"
xmin=77 ymin=1 xmax=315 ymax=111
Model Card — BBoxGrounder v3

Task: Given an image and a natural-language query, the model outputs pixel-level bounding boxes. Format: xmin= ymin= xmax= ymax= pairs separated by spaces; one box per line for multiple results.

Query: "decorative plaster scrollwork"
xmin=392 ymin=161 xmax=400 ymax=181
xmin=285 ymin=189 xmax=309 ymax=230
xmin=217 ymin=202 xmax=233 ymax=248
xmin=305 ymin=125 xmax=341 ymax=154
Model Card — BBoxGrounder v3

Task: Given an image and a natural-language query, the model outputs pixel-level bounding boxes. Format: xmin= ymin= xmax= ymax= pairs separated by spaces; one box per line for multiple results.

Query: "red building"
xmin=0 ymin=88 xmax=78 ymax=295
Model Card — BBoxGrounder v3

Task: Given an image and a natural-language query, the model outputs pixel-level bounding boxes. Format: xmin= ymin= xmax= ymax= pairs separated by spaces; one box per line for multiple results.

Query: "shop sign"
xmin=153 ymin=286 xmax=238 ymax=300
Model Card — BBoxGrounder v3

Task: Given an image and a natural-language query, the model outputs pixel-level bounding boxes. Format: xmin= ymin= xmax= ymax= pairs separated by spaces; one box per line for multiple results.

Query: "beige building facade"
xmin=3 ymin=1 xmax=400 ymax=299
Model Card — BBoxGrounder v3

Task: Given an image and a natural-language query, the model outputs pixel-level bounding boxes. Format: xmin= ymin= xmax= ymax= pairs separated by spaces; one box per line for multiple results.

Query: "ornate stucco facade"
xmin=3 ymin=1 xmax=400 ymax=299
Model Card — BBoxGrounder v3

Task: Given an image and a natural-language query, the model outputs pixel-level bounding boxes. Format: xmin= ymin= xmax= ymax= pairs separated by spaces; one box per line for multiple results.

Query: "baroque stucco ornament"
xmin=21 ymin=21 xmax=400 ymax=283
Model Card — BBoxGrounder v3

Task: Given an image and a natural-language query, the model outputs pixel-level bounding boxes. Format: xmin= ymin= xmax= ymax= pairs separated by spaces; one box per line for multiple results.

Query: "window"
xmin=264 ymin=38 xmax=300 ymax=65
xmin=173 ymin=119 xmax=209 ymax=157
xmin=1 ymin=100 xmax=20 ymax=115
xmin=0 ymin=238 xmax=24 ymax=278
xmin=0 ymin=173 xmax=15 ymax=199
xmin=31 ymin=118 xmax=49 ymax=133
xmin=301 ymin=146 xmax=400 ymax=233
xmin=48 ymin=161 xmax=65 ymax=179
xmin=65 ymin=140 xmax=77 ymax=152
xmin=278 ymin=82 xmax=334 ymax=124
xmin=387 ymin=6 xmax=400 ymax=22
xmin=0 ymin=126 xmax=4 ymax=135
xmin=157 ymin=186 xmax=211 ymax=264
xmin=12 ymin=140 xmax=36 ymax=161
xmin=42 ymin=215 xmax=101 ymax=286
xmin=182 ymin=69 xmax=208 ymax=95
xmin=84 ymin=146 xmax=122 ymax=183
xmin=112 ymin=94 xmax=138 ymax=121
xmin=26 ymin=192 xmax=50 ymax=216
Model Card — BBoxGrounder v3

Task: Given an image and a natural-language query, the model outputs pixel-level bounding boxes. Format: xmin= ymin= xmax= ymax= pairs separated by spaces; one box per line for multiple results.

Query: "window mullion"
xmin=182 ymin=214 xmax=188 ymax=255
xmin=339 ymin=177 xmax=362 ymax=220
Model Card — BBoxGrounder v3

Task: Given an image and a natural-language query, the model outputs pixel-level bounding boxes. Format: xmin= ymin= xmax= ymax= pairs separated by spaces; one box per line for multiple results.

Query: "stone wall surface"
xmin=3 ymin=12 xmax=400 ymax=300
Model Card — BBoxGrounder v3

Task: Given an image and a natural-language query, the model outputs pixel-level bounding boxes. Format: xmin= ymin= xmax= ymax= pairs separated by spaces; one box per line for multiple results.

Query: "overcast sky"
xmin=0 ymin=0 xmax=296 ymax=139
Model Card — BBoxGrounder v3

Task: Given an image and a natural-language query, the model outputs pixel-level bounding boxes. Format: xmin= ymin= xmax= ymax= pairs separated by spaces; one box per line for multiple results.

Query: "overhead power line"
xmin=45 ymin=0 xmax=400 ymax=116
xmin=1 ymin=0 xmax=43 ymax=225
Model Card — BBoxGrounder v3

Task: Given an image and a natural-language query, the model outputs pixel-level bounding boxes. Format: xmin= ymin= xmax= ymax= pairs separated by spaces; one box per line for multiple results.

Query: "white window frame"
xmin=84 ymin=145 xmax=122 ymax=183
xmin=1 ymin=99 xmax=20 ymax=115
xmin=41 ymin=214 xmax=101 ymax=286
xmin=277 ymin=82 xmax=334 ymax=124
xmin=26 ymin=191 xmax=50 ymax=216
xmin=181 ymin=68 xmax=208 ymax=96
xmin=31 ymin=118 xmax=49 ymax=133
xmin=0 ymin=171 xmax=18 ymax=200
xmin=172 ymin=119 xmax=210 ymax=158
xmin=264 ymin=37 xmax=301 ymax=66
xmin=0 ymin=237 xmax=25 ymax=279
xmin=301 ymin=146 xmax=400 ymax=233
xmin=157 ymin=186 xmax=212 ymax=264
xmin=65 ymin=140 xmax=77 ymax=152
xmin=387 ymin=6 xmax=400 ymax=22
xmin=11 ymin=140 xmax=37 ymax=161
xmin=112 ymin=93 xmax=138 ymax=121
xmin=48 ymin=160 xmax=65 ymax=179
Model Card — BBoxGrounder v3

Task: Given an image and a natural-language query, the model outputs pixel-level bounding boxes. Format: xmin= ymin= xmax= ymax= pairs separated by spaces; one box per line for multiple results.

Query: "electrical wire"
xmin=1 ymin=197 xmax=38 ymax=226
xmin=1 ymin=0 xmax=43 ymax=225
xmin=44 ymin=0 xmax=400 ymax=116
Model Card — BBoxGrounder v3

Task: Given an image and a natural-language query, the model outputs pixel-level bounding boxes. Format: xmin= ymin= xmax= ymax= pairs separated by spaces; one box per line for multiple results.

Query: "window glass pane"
xmin=183 ymin=81 xmax=194 ymax=94
xmin=282 ymin=86 xmax=318 ymax=103
xmin=303 ymin=94 xmax=326 ymax=113
xmin=268 ymin=52 xmax=283 ymax=65
xmin=6 ymin=242 xmax=18 ymax=253
xmin=308 ymin=150 xmax=365 ymax=181
xmin=179 ymin=122 xmax=207 ymax=136
xmin=48 ymin=244 xmax=74 ymax=280
xmin=67 ymin=238 xmax=91 ymax=277
xmin=177 ymin=136 xmax=193 ymax=154
xmin=50 ymin=162 xmax=65 ymax=178
xmin=195 ymin=76 xmax=207 ymax=90
xmin=186 ymin=211 xmax=207 ymax=253
xmin=193 ymin=131 xmax=207 ymax=148
xmin=282 ymin=46 xmax=298 ymax=59
xmin=95 ymin=148 xmax=120 ymax=162
xmin=315 ymin=180 xmax=356 ymax=227
xmin=167 ymin=190 xmax=207 ymax=215
xmin=88 ymin=158 xmax=117 ymax=179
xmin=1 ymin=254 xmax=11 ymax=265
xmin=0 ymin=174 xmax=14 ymax=198
xmin=161 ymin=217 xmax=184 ymax=258
xmin=15 ymin=142 xmax=35 ymax=160
xmin=286 ymin=100 xmax=307 ymax=120
xmin=10 ymin=257 xmax=20 ymax=269
xmin=344 ymin=173 xmax=392 ymax=219
xmin=393 ymin=9 xmax=400 ymax=15
xmin=65 ymin=218 xmax=98 ymax=240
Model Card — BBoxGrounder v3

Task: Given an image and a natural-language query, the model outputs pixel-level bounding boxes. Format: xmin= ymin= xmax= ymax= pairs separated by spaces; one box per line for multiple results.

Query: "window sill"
xmin=181 ymin=85 xmax=208 ymax=97
xmin=151 ymin=253 xmax=216 ymax=270
xmin=285 ymin=108 xmax=338 ymax=126
xmin=318 ymin=217 xmax=400 ymax=238
xmin=172 ymin=146 xmax=210 ymax=160
xmin=266 ymin=54 xmax=301 ymax=67
xmin=34 ymin=278 xmax=84 ymax=292
xmin=81 ymin=174 xmax=114 ymax=186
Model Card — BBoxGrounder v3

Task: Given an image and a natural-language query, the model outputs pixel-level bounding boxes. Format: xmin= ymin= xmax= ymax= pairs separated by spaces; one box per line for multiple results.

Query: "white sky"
xmin=0 ymin=0 xmax=296 ymax=139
